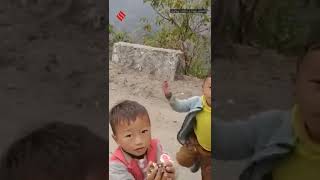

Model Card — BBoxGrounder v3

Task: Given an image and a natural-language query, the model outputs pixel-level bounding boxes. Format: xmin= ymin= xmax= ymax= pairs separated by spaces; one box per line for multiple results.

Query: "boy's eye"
xmin=125 ymin=134 xmax=132 ymax=138
xmin=310 ymin=80 xmax=320 ymax=84
xmin=310 ymin=80 xmax=320 ymax=86
xmin=142 ymin=130 xmax=149 ymax=133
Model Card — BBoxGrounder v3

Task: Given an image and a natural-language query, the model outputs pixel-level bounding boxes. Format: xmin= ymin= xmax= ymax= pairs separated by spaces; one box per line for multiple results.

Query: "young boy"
xmin=109 ymin=100 xmax=176 ymax=180
xmin=162 ymin=72 xmax=212 ymax=180
xmin=213 ymin=40 xmax=320 ymax=180
xmin=0 ymin=122 xmax=107 ymax=180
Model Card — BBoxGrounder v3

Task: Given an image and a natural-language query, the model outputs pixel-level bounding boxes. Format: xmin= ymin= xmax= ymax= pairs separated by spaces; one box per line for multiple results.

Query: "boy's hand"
xmin=162 ymin=81 xmax=172 ymax=99
xmin=162 ymin=161 xmax=176 ymax=180
xmin=146 ymin=162 xmax=163 ymax=180
xmin=185 ymin=138 xmax=198 ymax=152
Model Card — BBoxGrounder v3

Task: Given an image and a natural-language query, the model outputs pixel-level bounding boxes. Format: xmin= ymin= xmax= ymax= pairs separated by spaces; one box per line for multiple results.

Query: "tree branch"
xmin=161 ymin=3 xmax=181 ymax=28
xmin=196 ymin=27 xmax=209 ymax=33
xmin=153 ymin=7 xmax=170 ymax=21
xmin=192 ymin=18 xmax=206 ymax=33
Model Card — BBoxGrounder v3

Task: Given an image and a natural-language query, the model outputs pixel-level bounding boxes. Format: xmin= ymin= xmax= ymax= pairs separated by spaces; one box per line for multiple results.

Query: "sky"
xmin=109 ymin=0 xmax=157 ymax=33
xmin=108 ymin=0 xmax=211 ymax=39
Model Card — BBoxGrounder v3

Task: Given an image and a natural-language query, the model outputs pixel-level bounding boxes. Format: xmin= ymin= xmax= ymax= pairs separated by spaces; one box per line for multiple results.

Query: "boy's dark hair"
xmin=297 ymin=42 xmax=320 ymax=73
xmin=0 ymin=122 xmax=107 ymax=180
xmin=297 ymin=27 xmax=320 ymax=73
xmin=109 ymin=100 xmax=150 ymax=134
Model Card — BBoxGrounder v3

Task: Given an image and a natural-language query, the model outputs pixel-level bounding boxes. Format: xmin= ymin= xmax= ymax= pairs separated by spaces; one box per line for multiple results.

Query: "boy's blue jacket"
xmin=169 ymin=95 xmax=298 ymax=179
xmin=213 ymin=110 xmax=296 ymax=180
xmin=168 ymin=95 xmax=204 ymax=145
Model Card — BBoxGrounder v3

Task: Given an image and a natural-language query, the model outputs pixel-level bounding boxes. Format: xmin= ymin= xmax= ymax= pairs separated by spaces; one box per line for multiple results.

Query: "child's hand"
xmin=185 ymin=139 xmax=198 ymax=152
xmin=146 ymin=162 xmax=163 ymax=180
xmin=162 ymin=81 xmax=172 ymax=99
xmin=162 ymin=161 xmax=176 ymax=180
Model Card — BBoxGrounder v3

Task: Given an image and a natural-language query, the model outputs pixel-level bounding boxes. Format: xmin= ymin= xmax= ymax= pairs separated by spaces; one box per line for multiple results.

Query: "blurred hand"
xmin=162 ymin=161 xmax=176 ymax=180
xmin=162 ymin=81 xmax=171 ymax=99
xmin=146 ymin=162 xmax=164 ymax=180
xmin=185 ymin=139 xmax=198 ymax=152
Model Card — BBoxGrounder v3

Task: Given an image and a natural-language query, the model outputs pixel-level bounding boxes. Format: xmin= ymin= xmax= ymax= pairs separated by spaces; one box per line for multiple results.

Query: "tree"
xmin=213 ymin=0 xmax=320 ymax=55
xmin=109 ymin=24 xmax=131 ymax=45
xmin=141 ymin=0 xmax=211 ymax=77
xmin=108 ymin=24 xmax=132 ymax=60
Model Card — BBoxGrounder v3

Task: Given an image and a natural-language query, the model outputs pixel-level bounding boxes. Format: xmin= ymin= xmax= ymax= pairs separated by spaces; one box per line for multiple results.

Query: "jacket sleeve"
xmin=109 ymin=161 xmax=135 ymax=180
xmin=168 ymin=96 xmax=200 ymax=113
xmin=213 ymin=111 xmax=285 ymax=160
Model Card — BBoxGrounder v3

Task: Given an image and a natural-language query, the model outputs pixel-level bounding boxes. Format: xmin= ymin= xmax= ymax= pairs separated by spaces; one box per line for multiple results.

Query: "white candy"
xmin=160 ymin=153 xmax=173 ymax=163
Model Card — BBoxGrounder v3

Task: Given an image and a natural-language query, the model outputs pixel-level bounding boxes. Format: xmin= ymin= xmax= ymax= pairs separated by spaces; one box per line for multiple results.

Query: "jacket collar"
xmin=252 ymin=111 xmax=296 ymax=163
xmin=240 ymin=111 xmax=297 ymax=180
xmin=112 ymin=139 xmax=159 ymax=165
xmin=190 ymin=96 xmax=204 ymax=111
xmin=268 ymin=111 xmax=296 ymax=147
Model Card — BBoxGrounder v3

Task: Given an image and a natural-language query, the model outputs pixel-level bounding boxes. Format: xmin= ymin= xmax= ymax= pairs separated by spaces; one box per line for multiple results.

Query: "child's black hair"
xmin=0 ymin=122 xmax=107 ymax=180
xmin=109 ymin=100 xmax=150 ymax=134
xmin=297 ymin=27 xmax=320 ymax=73
xmin=297 ymin=42 xmax=320 ymax=73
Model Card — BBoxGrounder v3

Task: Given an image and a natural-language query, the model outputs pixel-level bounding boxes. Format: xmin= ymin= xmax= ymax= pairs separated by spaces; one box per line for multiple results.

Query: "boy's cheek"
xmin=301 ymin=94 xmax=320 ymax=112
xmin=117 ymin=138 xmax=130 ymax=147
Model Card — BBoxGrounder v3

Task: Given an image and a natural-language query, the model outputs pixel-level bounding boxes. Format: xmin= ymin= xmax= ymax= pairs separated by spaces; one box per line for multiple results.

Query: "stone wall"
xmin=111 ymin=42 xmax=185 ymax=81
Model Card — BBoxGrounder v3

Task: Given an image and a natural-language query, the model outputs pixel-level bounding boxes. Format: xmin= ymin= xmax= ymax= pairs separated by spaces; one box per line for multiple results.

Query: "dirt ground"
xmin=214 ymin=45 xmax=296 ymax=120
xmin=0 ymin=1 xmax=107 ymax=155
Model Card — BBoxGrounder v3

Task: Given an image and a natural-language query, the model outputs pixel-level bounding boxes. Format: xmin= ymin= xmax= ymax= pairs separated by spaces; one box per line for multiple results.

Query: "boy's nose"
xmin=134 ymin=136 xmax=143 ymax=145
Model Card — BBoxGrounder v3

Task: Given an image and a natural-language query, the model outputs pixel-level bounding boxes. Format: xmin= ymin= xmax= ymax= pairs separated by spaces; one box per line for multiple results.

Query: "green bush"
xmin=236 ymin=0 xmax=320 ymax=55
xmin=186 ymin=58 xmax=209 ymax=78
xmin=142 ymin=0 xmax=211 ymax=78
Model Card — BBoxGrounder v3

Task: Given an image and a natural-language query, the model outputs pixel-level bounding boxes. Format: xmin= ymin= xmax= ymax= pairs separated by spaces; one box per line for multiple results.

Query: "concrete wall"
xmin=111 ymin=42 xmax=185 ymax=81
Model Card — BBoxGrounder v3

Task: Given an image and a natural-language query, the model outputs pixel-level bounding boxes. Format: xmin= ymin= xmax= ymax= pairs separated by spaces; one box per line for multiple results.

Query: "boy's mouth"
xmin=135 ymin=147 xmax=146 ymax=152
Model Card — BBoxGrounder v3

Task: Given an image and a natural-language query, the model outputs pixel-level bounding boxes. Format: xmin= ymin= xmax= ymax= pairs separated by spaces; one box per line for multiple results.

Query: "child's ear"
xmin=112 ymin=134 xmax=118 ymax=144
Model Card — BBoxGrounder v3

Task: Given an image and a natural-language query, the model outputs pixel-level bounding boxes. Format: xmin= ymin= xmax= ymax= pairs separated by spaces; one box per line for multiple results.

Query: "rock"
xmin=111 ymin=42 xmax=185 ymax=81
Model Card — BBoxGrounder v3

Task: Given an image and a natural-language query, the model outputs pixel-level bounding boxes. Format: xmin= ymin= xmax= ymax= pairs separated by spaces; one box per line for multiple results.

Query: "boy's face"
xmin=203 ymin=77 xmax=212 ymax=106
xmin=296 ymin=50 xmax=320 ymax=132
xmin=112 ymin=114 xmax=151 ymax=156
